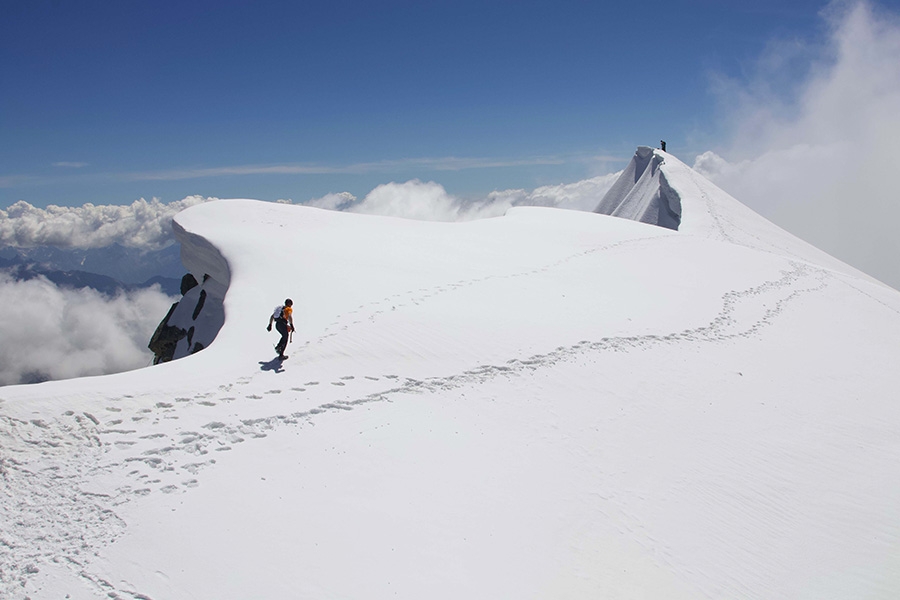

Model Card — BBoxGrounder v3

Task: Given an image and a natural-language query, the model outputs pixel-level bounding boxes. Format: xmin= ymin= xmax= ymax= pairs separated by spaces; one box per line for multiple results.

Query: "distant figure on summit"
xmin=660 ymin=140 xmax=667 ymax=152
xmin=267 ymin=298 xmax=295 ymax=360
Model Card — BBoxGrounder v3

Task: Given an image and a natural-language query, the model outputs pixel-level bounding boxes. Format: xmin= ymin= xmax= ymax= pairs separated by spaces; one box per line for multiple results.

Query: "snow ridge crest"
xmin=594 ymin=146 xmax=682 ymax=230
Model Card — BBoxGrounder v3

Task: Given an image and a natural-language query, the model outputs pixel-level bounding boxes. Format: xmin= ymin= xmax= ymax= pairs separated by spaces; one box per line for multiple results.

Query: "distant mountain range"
xmin=0 ymin=243 xmax=185 ymax=296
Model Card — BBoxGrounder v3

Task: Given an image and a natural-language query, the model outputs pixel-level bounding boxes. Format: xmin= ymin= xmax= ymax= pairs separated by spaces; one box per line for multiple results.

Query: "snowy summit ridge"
xmin=594 ymin=145 xmax=683 ymax=230
xmin=597 ymin=146 xmax=875 ymax=280
xmin=2 ymin=149 xmax=900 ymax=599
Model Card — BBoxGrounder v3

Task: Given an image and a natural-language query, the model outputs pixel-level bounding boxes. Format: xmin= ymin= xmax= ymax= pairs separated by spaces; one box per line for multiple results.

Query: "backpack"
xmin=273 ymin=305 xmax=284 ymax=320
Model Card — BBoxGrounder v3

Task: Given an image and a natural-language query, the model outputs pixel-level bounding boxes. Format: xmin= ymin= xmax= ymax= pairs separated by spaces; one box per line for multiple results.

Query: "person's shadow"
xmin=258 ymin=357 xmax=286 ymax=373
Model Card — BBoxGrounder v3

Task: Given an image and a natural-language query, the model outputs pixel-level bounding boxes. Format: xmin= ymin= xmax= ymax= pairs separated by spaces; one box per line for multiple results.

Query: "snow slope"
xmin=2 ymin=156 xmax=900 ymax=599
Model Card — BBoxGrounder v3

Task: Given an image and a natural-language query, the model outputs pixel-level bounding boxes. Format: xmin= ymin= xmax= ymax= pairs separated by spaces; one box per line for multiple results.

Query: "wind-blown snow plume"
xmin=696 ymin=0 xmax=900 ymax=289
xmin=307 ymin=175 xmax=620 ymax=221
xmin=0 ymin=196 xmax=217 ymax=250
xmin=0 ymin=273 xmax=177 ymax=385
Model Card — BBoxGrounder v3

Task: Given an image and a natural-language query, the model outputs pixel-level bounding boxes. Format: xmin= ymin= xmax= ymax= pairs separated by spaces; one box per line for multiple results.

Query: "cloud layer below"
xmin=0 ymin=274 xmax=177 ymax=386
xmin=694 ymin=0 xmax=900 ymax=289
xmin=0 ymin=196 xmax=215 ymax=250
xmin=307 ymin=175 xmax=619 ymax=221
xmin=2 ymin=174 xmax=620 ymax=252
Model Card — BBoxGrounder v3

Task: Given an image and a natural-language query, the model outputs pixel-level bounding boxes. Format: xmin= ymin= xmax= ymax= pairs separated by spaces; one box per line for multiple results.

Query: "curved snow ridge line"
xmin=835 ymin=277 xmax=900 ymax=317
xmin=685 ymin=167 xmax=732 ymax=243
xmin=309 ymin=233 xmax=668 ymax=345
xmin=685 ymin=166 xmax=785 ymax=255
xmin=170 ymin=219 xmax=231 ymax=288
xmin=681 ymin=164 xmax=870 ymax=289
xmin=0 ymin=412 xmax=126 ymax=599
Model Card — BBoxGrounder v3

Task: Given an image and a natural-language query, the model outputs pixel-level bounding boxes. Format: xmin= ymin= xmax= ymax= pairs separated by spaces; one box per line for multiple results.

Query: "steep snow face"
xmin=597 ymin=146 xmax=878 ymax=283
xmin=594 ymin=145 xmax=682 ymax=229
xmin=2 ymin=171 xmax=900 ymax=599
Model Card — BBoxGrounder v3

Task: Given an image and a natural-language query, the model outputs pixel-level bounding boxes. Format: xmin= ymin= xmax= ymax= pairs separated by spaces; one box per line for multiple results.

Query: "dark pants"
xmin=275 ymin=318 xmax=289 ymax=355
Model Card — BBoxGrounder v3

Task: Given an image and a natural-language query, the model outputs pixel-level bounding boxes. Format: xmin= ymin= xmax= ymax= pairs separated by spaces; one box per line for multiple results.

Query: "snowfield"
xmin=2 ymin=149 xmax=899 ymax=599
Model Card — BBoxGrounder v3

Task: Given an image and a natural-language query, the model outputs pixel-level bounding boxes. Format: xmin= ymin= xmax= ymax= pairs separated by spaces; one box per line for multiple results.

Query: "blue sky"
xmin=1 ymin=0 xmax=835 ymax=208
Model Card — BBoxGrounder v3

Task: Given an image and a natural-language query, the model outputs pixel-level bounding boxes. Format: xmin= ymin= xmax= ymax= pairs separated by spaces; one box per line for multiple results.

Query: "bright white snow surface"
xmin=2 ymin=150 xmax=900 ymax=599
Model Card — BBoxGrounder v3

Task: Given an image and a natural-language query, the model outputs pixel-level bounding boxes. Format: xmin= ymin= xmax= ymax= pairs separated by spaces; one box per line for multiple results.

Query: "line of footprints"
xmin=101 ymin=373 xmax=406 ymax=500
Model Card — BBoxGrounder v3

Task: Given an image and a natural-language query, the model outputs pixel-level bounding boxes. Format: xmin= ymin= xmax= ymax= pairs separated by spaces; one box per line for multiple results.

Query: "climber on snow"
xmin=267 ymin=298 xmax=295 ymax=360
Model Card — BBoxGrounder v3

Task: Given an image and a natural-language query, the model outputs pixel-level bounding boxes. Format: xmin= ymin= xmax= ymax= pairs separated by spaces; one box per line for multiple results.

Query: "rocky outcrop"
xmin=148 ymin=302 xmax=186 ymax=364
xmin=180 ymin=273 xmax=199 ymax=296
xmin=147 ymin=274 xmax=203 ymax=364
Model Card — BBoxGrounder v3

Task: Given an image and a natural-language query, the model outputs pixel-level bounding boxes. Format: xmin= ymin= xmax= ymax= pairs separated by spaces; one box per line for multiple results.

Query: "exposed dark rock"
xmin=192 ymin=290 xmax=207 ymax=320
xmin=148 ymin=302 xmax=187 ymax=364
xmin=148 ymin=221 xmax=229 ymax=366
xmin=180 ymin=273 xmax=199 ymax=296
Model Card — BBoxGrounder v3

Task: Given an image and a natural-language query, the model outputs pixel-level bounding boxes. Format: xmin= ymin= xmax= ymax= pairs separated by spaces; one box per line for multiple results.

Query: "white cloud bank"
xmin=0 ymin=195 xmax=217 ymax=250
xmin=0 ymin=196 xmax=214 ymax=385
xmin=0 ymin=273 xmax=177 ymax=386
xmin=306 ymin=175 xmax=620 ymax=222
xmin=1 ymin=174 xmax=621 ymax=253
xmin=694 ymin=0 xmax=900 ymax=289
